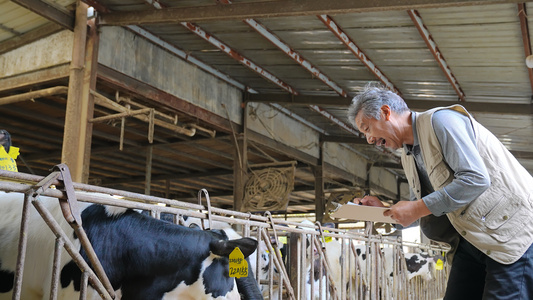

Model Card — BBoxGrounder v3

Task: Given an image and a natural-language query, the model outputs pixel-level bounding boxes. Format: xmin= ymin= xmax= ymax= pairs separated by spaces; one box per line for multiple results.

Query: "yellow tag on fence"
xmin=229 ymin=247 xmax=248 ymax=278
xmin=0 ymin=146 xmax=19 ymax=172
xmin=436 ymin=259 xmax=444 ymax=271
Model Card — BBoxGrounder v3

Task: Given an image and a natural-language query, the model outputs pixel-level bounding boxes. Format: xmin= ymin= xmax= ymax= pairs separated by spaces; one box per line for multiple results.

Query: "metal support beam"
xmin=244 ymin=18 xmax=348 ymax=97
xmin=61 ymin=1 xmax=90 ymax=183
xmin=98 ymin=0 xmax=531 ymax=26
xmin=246 ymin=93 xmax=533 ymax=114
xmin=313 ymin=140 xmax=325 ymax=222
xmin=408 ymin=9 xmax=466 ymax=101
xmin=518 ymin=3 xmax=533 ymax=93
xmin=318 ymin=15 xmax=400 ymax=95
xmin=181 ymin=22 xmax=298 ymax=94
xmin=145 ymin=146 xmax=153 ymax=195
xmin=11 ymin=0 xmax=74 ymax=30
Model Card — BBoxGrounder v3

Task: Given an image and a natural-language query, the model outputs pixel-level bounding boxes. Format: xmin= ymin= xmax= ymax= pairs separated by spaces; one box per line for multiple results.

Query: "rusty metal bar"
xmin=181 ymin=22 xmax=298 ymax=94
xmin=12 ymin=191 xmax=32 ymax=300
xmin=145 ymin=145 xmax=153 ymax=195
xmin=126 ymin=25 xmax=256 ymax=93
xmin=80 ymin=272 xmax=89 ymax=300
xmin=90 ymin=90 xmax=196 ymax=137
xmin=50 ymin=237 xmax=65 ymax=300
xmin=115 ymin=93 xmax=179 ymax=124
xmin=518 ymin=3 xmax=533 ymax=93
xmin=261 ymin=228 xmax=296 ymax=300
xmin=99 ymin=0 xmax=531 ymax=26
xmin=244 ymin=18 xmax=348 ymax=97
xmin=408 ymin=9 xmax=466 ymax=101
xmin=0 ymin=86 xmax=69 ymax=106
xmin=0 ymin=171 xmax=451 ymax=252
xmin=89 ymin=108 xmax=151 ymax=123
xmin=72 ymin=224 xmax=115 ymax=298
xmin=318 ymin=14 xmax=401 ymax=95
xmin=32 ymin=199 xmax=113 ymax=300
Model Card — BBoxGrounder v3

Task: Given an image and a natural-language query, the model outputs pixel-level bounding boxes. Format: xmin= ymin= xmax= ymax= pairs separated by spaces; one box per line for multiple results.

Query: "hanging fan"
xmin=242 ymin=166 xmax=295 ymax=212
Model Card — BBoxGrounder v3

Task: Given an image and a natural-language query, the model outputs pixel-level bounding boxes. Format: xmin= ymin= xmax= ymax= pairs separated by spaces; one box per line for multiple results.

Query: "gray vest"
xmin=402 ymin=105 xmax=533 ymax=264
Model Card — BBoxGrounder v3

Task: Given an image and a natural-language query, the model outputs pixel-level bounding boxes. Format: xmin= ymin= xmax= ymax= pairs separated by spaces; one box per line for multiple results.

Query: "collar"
xmin=403 ymin=111 xmax=419 ymax=155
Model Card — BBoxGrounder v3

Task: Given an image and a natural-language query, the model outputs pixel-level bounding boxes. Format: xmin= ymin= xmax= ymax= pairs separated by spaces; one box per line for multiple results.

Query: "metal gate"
xmin=0 ymin=167 xmax=450 ymax=300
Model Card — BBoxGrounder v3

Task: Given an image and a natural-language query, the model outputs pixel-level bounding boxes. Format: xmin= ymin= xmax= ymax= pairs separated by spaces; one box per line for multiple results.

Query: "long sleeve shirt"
xmin=404 ymin=109 xmax=491 ymax=216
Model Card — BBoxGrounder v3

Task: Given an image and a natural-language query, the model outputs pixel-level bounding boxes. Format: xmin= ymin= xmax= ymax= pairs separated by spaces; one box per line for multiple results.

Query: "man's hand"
xmin=383 ymin=199 xmax=431 ymax=227
xmin=352 ymin=195 xmax=385 ymax=207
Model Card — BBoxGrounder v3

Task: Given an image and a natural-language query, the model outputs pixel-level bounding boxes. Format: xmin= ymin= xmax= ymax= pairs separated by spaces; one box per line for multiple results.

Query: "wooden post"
xmin=233 ymin=102 xmax=248 ymax=211
xmin=62 ymin=1 xmax=97 ymax=183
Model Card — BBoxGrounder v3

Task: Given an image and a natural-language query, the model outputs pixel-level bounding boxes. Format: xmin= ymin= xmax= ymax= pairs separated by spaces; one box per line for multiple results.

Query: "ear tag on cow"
xmin=324 ymin=230 xmax=332 ymax=243
xmin=229 ymin=247 xmax=248 ymax=278
xmin=436 ymin=259 xmax=444 ymax=270
xmin=278 ymin=236 xmax=287 ymax=244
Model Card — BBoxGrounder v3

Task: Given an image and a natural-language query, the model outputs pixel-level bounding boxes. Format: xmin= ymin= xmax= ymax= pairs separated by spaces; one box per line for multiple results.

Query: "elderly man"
xmin=348 ymin=84 xmax=533 ymax=300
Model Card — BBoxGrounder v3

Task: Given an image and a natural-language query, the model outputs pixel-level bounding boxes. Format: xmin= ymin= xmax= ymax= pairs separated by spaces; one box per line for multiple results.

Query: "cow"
xmin=0 ymin=191 xmax=261 ymax=300
xmin=355 ymin=244 xmax=442 ymax=282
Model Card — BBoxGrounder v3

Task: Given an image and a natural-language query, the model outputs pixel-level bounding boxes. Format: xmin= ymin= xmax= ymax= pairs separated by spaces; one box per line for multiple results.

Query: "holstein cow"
xmin=0 ymin=191 xmax=261 ymax=300
xmin=355 ymin=245 xmax=441 ymax=282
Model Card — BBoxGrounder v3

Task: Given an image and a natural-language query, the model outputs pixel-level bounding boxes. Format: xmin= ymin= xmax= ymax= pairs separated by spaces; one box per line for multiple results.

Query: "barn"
xmin=1 ymin=0 xmax=532 ymax=299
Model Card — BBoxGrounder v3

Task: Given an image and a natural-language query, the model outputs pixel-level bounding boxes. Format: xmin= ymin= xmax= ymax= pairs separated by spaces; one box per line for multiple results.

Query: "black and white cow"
xmin=355 ymin=244 xmax=442 ymax=282
xmin=0 ymin=191 xmax=261 ymax=300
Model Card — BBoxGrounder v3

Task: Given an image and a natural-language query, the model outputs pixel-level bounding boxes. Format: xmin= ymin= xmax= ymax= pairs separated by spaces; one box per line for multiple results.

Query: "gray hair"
xmin=347 ymin=83 xmax=409 ymax=130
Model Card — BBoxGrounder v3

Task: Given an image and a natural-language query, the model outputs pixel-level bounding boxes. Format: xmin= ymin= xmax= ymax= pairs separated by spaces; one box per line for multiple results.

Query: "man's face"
xmin=354 ymin=105 xmax=402 ymax=150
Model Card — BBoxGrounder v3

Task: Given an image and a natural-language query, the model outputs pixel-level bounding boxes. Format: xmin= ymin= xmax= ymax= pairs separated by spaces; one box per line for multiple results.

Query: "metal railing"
xmin=0 ymin=168 xmax=450 ymax=300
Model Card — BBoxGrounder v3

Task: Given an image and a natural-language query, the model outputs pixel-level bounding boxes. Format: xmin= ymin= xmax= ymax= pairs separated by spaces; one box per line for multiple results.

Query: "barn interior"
xmin=2 ymin=0 xmax=533 ymax=229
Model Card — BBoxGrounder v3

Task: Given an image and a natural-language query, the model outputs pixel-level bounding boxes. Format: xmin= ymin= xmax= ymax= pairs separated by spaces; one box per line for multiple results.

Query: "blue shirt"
xmin=404 ymin=110 xmax=490 ymax=216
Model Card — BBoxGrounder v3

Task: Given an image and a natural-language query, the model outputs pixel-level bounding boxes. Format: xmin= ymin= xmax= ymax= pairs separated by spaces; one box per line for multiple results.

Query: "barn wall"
xmin=98 ymin=26 xmax=242 ymax=125
xmin=323 ymin=142 xmax=368 ymax=179
xmin=370 ymin=167 xmax=401 ymax=199
xmin=0 ymin=30 xmax=73 ymax=78
xmin=246 ymin=102 xmax=319 ymax=158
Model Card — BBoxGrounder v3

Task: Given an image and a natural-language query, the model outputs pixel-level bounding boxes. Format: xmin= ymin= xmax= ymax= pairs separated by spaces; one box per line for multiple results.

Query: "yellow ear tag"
xmin=324 ymin=230 xmax=332 ymax=243
xmin=436 ymin=259 xmax=444 ymax=271
xmin=278 ymin=236 xmax=287 ymax=244
xmin=229 ymin=247 xmax=248 ymax=278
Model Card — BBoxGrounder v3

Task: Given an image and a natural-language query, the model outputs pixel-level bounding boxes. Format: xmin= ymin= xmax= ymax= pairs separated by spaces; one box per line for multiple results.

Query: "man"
xmin=348 ymin=84 xmax=533 ymax=300
xmin=0 ymin=129 xmax=19 ymax=172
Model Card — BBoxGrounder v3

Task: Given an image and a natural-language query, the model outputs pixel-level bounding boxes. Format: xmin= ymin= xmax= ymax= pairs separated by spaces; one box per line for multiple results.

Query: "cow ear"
xmin=210 ymin=238 xmax=258 ymax=258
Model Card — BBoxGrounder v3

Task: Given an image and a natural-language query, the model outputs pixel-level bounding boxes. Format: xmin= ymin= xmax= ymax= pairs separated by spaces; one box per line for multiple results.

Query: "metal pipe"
xmin=12 ymin=191 xmax=33 ymax=300
xmin=318 ymin=14 xmax=401 ymax=95
xmin=90 ymin=90 xmax=196 ymax=137
xmin=50 ymin=237 xmax=65 ymax=300
xmin=0 ymin=86 xmax=68 ymax=106
xmin=89 ymin=108 xmax=152 ymax=123
xmin=244 ymin=18 xmax=347 ymax=97
xmin=32 ymin=199 xmax=113 ymax=300
xmin=181 ymin=21 xmax=298 ymax=95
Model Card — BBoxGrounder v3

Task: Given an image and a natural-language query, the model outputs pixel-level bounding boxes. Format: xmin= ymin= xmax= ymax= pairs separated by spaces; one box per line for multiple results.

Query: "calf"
xmin=0 ymin=192 xmax=259 ymax=300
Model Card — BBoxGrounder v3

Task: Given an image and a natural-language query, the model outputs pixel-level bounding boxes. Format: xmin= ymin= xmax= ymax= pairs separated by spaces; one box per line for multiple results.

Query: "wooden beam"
xmin=98 ymin=0 xmax=531 ymax=26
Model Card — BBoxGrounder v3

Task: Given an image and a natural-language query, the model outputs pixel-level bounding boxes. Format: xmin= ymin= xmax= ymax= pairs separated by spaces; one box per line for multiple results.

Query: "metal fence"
xmin=0 ymin=167 xmax=450 ymax=300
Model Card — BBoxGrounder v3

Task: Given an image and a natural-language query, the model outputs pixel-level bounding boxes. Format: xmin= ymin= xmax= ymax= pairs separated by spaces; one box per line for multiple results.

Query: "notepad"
xmin=330 ymin=203 xmax=398 ymax=224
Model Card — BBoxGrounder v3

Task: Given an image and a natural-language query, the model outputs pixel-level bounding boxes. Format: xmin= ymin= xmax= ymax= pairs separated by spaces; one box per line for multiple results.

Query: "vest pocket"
xmin=427 ymin=158 xmax=452 ymax=189
xmin=481 ymin=194 xmax=530 ymax=243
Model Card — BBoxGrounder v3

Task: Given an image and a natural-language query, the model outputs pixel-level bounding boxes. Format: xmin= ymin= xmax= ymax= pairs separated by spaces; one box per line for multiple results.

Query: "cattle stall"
xmin=0 ymin=168 xmax=450 ymax=300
